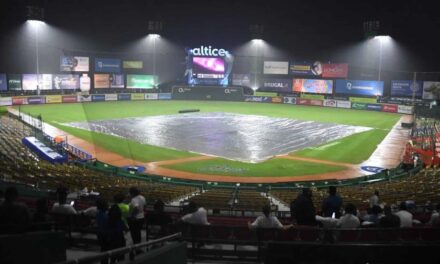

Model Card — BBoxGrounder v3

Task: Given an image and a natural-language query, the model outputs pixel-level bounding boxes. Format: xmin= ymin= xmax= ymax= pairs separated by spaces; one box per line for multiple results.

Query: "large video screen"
xmin=293 ymin=79 xmax=333 ymax=94
xmin=192 ymin=57 xmax=225 ymax=79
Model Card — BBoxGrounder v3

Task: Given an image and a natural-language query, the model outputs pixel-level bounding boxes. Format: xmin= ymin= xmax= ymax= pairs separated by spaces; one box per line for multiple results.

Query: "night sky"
xmin=1 ymin=0 xmax=439 ymax=72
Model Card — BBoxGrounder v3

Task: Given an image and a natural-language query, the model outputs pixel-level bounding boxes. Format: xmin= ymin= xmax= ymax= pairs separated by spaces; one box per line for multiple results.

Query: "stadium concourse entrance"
xmin=171 ymin=86 xmax=245 ymax=101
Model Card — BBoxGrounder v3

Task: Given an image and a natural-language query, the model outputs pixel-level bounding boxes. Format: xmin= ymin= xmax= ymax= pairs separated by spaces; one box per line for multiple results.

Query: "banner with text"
xmin=335 ymin=80 xmax=384 ymax=96
xmin=293 ymin=79 xmax=333 ymax=94
xmin=289 ymin=61 xmax=322 ymax=76
xmin=8 ymin=74 xmax=22 ymax=90
xmin=23 ymin=74 xmax=53 ymax=90
xmin=123 ymin=60 xmax=143 ymax=69
xmin=263 ymin=61 xmax=289 ymax=75
xmin=322 ymin=63 xmax=348 ymax=78
xmin=95 ymin=58 xmax=121 ymax=73
xmin=232 ymin=74 xmax=252 ymax=87
xmin=53 ymin=74 xmax=80 ymax=89
xmin=60 ymin=56 xmax=89 ymax=72
xmin=262 ymin=79 xmax=291 ymax=92
xmin=126 ymin=75 xmax=157 ymax=89
xmin=391 ymin=80 xmax=423 ymax=98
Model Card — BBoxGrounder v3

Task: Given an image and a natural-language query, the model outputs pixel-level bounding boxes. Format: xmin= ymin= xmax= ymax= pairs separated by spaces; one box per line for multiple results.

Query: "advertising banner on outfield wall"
xmin=398 ymin=105 xmax=414 ymax=114
xmin=289 ymin=61 xmax=322 ymax=76
xmin=298 ymin=99 xmax=323 ymax=106
xmin=263 ymin=61 xmax=289 ymax=75
xmin=349 ymin=97 xmax=377 ymax=104
xmin=8 ymin=74 xmax=22 ymax=90
xmin=145 ymin=93 xmax=159 ymax=100
xmin=92 ymin=94 xmax=106 ymax=102
xmin=322 ymin=63 xmax=349 ymax=78
xmin=62 ymin=95 xmax=78 ymax=103
xmin=23 ymin=74 xmax=53 ymax=90
xmin=391 ymin=80 xmax=423 ymax=98
xmin=324 ymin=99 xmax=337 ymax=107
xmin=105 ymin=94 xmax=118 ymax=101
xmin=351 ymin=102 xmax=367 ymax=110
xmin=158 ymin=93 xmax=172 ymax=100
xmin=95 ymin=58 xmax=121 ymax=73
xmin=123 ymin=60 xmax=143 ymax=69
xmin=77 ymin=95 xmax=92 ymax=102
xmin=60 ymin=56 xmax=89 ymax=72
xmin=118 ymin=94 xmax=131 ymax=101
xmin=0 ymin=74 xmax=6 ymax=90
xmin=12 ymin=97 xmax=28 ymax=105
xmin=232 ymin=74 xmax=252 ymax=87
xmin=127 ymin=75 xmax=157 ymax=89
xmin=293 ymin=79 xmax=333 ymax=94
xmin=336 ymin=80 xmax=384 ymax=96
xmin=46 ymin=95 xmax=62 ymax=104
xmin=301 ymin=94 xmax=325 ymax=100
xmin=366 ymin=104 xmax=382 ymax=111
xmin=53 ymin=74 xmax=80 ymax=89
xmin=244 ymin=96 xmax=271 ymax=103
xmin=336 ymin=100 xmax=351 ymax=109
xmin=422 ymin=82 xmax=440 ymax=100
xmin=111 ymin=74 xmax=124 ymax=88
xmin=27 ymin=97 xmax=45 ymax=104
xmin=271 ymin=97 xmax=283 ymax=103
xmin=262 ymin=79 xmax=291 ymax=92
xmin=94 ymin=74 xmax=110 ymax=88
xmin=283 ymin=97 xmax=297 ymax=104
xmin=131 ymin=93 xmax=145 ymax=101
xmin=382 ymin=104 xmax=398 ymax=113
xmin=0 ymin=97 xmax=12 ymax=106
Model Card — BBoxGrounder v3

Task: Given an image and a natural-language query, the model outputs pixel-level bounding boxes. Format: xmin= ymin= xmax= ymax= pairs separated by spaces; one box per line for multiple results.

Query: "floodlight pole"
xmin=153 ymin=36 xmax=156 ymax=78
xmin=35 ymin=22 xmax=40 ymax=95
xmin=412 ymin=72 xmax=417 ymax=108
xmin=378 ymin=39 xmax=383 ymax=81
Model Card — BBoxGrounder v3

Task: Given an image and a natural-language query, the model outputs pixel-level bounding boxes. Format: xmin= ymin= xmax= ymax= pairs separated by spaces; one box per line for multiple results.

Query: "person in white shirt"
xmin=51 ymin=188 xmax=76 ymax=215
xmin=369 ymin=190 xmax=379 ymax=208
xmin=429 ymin=203 xmax=440 ymax=226
xmin=315 ymin=203 xmax=360 ymax=228
xmin=181 ymin=201 xmax=209 ymax=225
xmin=248 ymin=204 xmax=292 ymax=230
xmin=394 ymin=202 xmax=413 ymax=227
xmin=128 ymin=187 xmax=146 ymax=245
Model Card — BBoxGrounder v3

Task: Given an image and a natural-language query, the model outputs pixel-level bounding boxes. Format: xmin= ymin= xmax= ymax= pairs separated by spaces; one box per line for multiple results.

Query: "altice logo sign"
xmin=190 ymin=45 xmax=229 ymax=57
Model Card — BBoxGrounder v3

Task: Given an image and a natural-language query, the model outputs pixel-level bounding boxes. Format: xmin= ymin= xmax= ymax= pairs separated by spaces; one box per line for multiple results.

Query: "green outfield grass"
xmin=17 ymin=101 xmax=401 ymax=176
xmin=163 ymin=158 xmax=345 ymax=177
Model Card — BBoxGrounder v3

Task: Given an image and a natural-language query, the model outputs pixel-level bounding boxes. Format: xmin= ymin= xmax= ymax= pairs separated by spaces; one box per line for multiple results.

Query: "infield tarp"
xmin=65 ymin=112 xmax=371 ymax=163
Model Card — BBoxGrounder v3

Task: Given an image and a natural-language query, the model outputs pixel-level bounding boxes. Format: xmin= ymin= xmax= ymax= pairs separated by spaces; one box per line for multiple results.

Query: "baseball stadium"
xmin=1 ymin=1 xmax=440 ymax=264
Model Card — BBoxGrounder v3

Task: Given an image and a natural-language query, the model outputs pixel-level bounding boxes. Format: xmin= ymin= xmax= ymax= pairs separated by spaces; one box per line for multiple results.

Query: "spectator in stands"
xmin=321 ymin=186 xmax=343 ymax=218
xmin=379 ymin=205 xmax=400 ymax=228
xmin=95 ymin=198 xmax=109 ymax=264
xmin=429 ymin=203 xmax=440 ymax=226
xmin=181 ymin=201 xmax=209 ymax=225
xmin=33 ymin=197 xmax=52 ymax=224
xmin=128 ymin=187 xmax=146 ymax=245
xmin=362 ymin=205 xmax=383 ymax=227
xmin=0 ymin=187 xmax=30 ymax=232
xmin=338 ymin=203 xmax=360 ymax=228
xmin=248 ymin=204 xmax=292 ymax=229
xmin=52 ymin=187 xmax=77 ymax=215
xmin=106 ymin=204 xmax=127 ymax=263
xmin=147 ymin=199 xmax=173 ymax=239
xmin=290 ymin=188 xmax=316 ymax=226
xmin=369 ymin=190 xmax=380 ymax=208
xmin=394 ymin=202 xmax=413 ymax=227
xmin=114 ymin=193 xmax=129 ymax=228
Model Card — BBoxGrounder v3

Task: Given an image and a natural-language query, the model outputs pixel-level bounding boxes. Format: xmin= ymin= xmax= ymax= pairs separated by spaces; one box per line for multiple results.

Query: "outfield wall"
xmin=0 ymin=92 xmax=414 ymax=114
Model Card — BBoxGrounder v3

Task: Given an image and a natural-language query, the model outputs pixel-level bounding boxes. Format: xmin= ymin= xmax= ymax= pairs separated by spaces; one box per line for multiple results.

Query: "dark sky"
xmin=1 ymin=0 xmax=439 ymax=71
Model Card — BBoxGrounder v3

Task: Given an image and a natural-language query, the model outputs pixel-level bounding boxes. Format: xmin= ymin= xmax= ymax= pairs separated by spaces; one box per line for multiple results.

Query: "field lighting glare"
xmin=149 ymin=34 xmax=160 ymax=39
xmin=374 ymin=35 xmax=391 ymax=42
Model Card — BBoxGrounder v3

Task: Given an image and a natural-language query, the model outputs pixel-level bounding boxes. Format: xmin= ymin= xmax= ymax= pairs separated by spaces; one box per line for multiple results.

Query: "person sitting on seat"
xmin=51 ymin=187 xmax=76 ymax=215
xmin=0 ymin=187 xmax=30 ymax=233
xmin=181 ymin=201 xmax=209 ymax=225
xmin=394 ymin=202 xmax=413 ymax=227
xmin=379 ymin=205 xmax=400 ymax=228
xmin=248 ymin=204 xmax=292 ymax=230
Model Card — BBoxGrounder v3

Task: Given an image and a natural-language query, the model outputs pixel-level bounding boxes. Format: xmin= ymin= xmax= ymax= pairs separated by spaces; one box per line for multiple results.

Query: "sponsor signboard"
xmin=323 ymin=99 xmax=337 ymax=107
xmin=271 ymin=97 xmax=283 ymax=103
xmin=310 ymin=99 xmax=323 ymax=106
xmin=398 ymin=105 xmax=414 ymax=114
xmin=46 ymin=95 xmax=62 ymax=104
xmin=131 ymin=93 xmax=145 ymax=101
xmin=126 ymin=75 xmax=157 ymax=89
xmin=105 ymin=94 xmax=118 ymax=101
xmin=23 ymin=74 xmax=53 ymax=90
xmin=60 ymin=56 xmax=89 ymax=72
xmin=53 ymin=74 xmax=80 ymax=89
xmin=123 ymin=60 xmax=143 ymax=69
xmin=322 ymin=63 xmax=349 ymax=78
xmin=351 ymin=102 xmax=367 ymax=110
xmin=0 ymin=74 xmax=6 ymax=90
xmin=12 ymin=97 xmax=28 ymax=105
xmin=244 ymin=96 xmax=272 ymax=103
xmin=92 ymin=94 xmax=106 ymax=102
xmin=118 ymin=94 xmax=131 ymax=101
xmin=94 ymin=74 xmax=110 ymax=88
xmin=289 ymin=61 xmax=322 ymax=76
xmin=62 ymin=95 xmax=78 ymax=103
xmin=263 ymin=61 xmax=289 ymax=75
xmin=382 ymin=104 xmax=398 ymax=113
xmin=301 ymin=94 xmax=325 ymax=100
xmin=27 ymin=97 xmax=45 ymax=104
xmin=293 ymin=79 xmax=333 ymax=94
xmin=158 ymin=93 xmax=172 ymax=100
xmin=110 ymin=74 xmax=124 ymax=88
xmin=77 ymin=94 xmax=92 ymax=102
xmin=8 ymin=74 xmax=22 ymax=90
xmin=297 ymin=98 xmax=311 ymax=105
xmin=391 ymin=80 xmax=423 ymax=98
xmin=95 ymin=58 xmax=121 ymax=73
xmin=262 ymin=78 xmax=291 ymax=92
xmin=336 ymin=100 xmax=351 ymax=109
xmin=0 ymin=97 xmax=12 ymax=106
xmin=145 ymin=93 xmax=158 ymax=100
xmin=349 ymin=97 xmax=377 ymax=104
xmin=232 ymin=74 xmax=252 ymax=87
xmin=422 ymin=82 xmax=440 ymax=100
xmin=366 ymin=103 xmax=382 ymax=111
xmin=283 ymin=97 xmax=297 ymax=104
xmin=336 ymin=80 xmax=384 ymax=96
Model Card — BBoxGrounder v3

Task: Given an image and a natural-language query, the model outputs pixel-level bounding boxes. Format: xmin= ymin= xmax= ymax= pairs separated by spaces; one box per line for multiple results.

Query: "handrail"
xmin=56 ymin=232 xmax=182 ymax=264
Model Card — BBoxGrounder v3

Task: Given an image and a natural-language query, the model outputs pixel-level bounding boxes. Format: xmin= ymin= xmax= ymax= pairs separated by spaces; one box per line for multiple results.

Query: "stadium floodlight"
xmin=149 ymin=33 xmax=161 ymax=39
xmin=26 ymin=6 xmax=45 ymax=22
xmin=374 ymin=35 xmax=392 ymax=81
xmin=26 ymin=6 xmax=45 ymax=96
